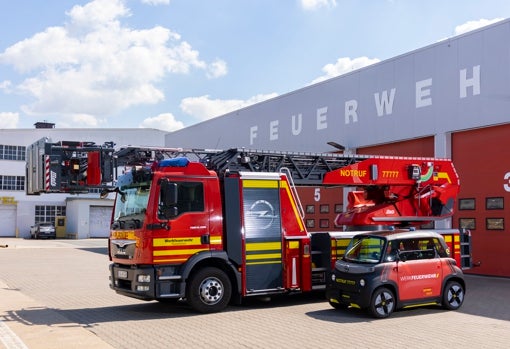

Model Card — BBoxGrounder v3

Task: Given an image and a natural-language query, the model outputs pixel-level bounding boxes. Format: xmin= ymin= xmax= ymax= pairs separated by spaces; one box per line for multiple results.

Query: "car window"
xmin=398 ymin=237 xmax=437 ymax=261
xmin=344 ymin=236 xmax=385 ymax=263
xmin=384 ymin=240 xmax=400 ymax=261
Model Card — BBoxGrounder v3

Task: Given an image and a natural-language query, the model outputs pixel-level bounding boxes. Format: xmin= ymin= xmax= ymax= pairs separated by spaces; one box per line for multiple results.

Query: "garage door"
xmin=89 ymin=206 xmax=112 ymax=238
xmin=0 ymin=206 xmax=17 ymax=237
xmin=452 ymin=124 xmax=510 ymax=278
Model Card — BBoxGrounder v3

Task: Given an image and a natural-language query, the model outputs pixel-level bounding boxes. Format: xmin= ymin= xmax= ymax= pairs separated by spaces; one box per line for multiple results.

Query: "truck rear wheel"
xmin=186 ymin=267 xmax=232 ymax=313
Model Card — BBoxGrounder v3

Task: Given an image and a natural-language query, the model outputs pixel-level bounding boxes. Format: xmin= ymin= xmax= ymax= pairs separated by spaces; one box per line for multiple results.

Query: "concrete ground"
xmin=0 ymin=237 xmax=509 ymax=349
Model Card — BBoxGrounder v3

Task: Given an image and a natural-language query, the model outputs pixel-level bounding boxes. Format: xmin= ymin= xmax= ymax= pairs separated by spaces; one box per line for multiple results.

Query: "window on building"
xmin=0 ymin=176 xmax=25 ymax=191
xmin=34 ymin=205 xmax=66 ymax=224
xmin=319 ymin=219 xmax=329 ymax=228
xmin=459 ymin=218 xmax=476 ymax=230
xmin=0 ymin=145 xmax=26 ymax=161
xmin=486 ymin=197 xmax=504 ymax=210
xmin=486 ymin=218 xmax=504 ymax=230
xmin=320 ymin=204 xmax=329 ymax=213
xmin=459 ymin=198 xmax=475 ymax=210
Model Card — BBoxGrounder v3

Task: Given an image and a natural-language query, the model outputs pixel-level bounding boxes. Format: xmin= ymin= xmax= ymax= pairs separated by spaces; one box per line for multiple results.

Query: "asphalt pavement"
xmin=0 ymin=237 xmax=509 ymax=349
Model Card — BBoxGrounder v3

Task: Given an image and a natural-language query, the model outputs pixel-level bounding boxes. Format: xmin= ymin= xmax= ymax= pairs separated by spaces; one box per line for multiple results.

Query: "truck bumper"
xmin=109 ymin=263 xmax=185 ymax=301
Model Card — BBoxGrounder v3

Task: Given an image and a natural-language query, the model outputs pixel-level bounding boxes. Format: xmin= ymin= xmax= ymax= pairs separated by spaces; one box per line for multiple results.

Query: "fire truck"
xmin=26 ymin=138 xmax=471 ymax=313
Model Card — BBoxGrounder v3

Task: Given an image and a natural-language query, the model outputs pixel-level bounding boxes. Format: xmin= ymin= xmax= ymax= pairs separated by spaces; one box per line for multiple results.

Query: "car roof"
xmin=352 ymin=230 xmax=444 ymax=241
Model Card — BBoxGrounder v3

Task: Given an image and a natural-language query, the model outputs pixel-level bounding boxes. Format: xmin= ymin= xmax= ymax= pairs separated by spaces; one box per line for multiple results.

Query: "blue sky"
xmin=0 ymin=0 xmax=508 ymax=131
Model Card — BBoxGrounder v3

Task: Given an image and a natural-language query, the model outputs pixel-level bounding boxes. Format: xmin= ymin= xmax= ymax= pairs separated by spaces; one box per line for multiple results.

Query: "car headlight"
xmin=331 ymin=274 xmax=336 ymax=282
xmin=359 ymin=279 xmax=365 ymax=287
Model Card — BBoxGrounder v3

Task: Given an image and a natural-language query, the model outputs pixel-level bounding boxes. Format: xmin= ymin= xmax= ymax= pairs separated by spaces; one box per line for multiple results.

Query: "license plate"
xmin=118 ymin=270 xmax=128 ymax=279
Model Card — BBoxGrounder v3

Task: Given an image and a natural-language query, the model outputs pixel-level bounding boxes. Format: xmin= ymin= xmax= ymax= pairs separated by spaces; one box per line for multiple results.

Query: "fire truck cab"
xmin=326 ymin=229 xmax=466 ymax=318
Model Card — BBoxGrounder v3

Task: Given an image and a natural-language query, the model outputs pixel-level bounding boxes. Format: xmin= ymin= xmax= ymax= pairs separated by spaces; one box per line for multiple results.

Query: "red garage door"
xmin=453 ymin=124 xmax=510 ymax=277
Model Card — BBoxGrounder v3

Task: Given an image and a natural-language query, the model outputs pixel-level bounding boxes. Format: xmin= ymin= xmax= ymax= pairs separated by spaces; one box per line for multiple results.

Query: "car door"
xmin=397 ymin=241 xmax=442 ymax=301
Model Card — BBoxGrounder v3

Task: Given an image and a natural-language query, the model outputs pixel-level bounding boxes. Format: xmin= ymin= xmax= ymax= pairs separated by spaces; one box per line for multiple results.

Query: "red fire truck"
xmin=26 ymin=138 xmax=471 ymax=313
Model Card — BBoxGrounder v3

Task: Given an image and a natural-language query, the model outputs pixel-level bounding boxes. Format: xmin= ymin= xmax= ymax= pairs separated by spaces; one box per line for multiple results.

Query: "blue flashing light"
xmin=159 ymin=157 xmax=190 ymax=168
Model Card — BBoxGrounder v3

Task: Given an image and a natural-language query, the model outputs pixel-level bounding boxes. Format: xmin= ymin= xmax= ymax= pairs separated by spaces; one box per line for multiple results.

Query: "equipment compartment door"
xmin=242 ymin=180 xmax=283 ymax=292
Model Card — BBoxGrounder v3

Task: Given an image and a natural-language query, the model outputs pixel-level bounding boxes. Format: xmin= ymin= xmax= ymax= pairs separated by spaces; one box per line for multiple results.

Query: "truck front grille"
xmin=110 ymin=239 xmax=136 ymax=259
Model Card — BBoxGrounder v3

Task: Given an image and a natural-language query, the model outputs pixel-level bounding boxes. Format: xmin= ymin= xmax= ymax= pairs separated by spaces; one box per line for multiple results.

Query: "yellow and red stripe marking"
xmin=245 ymin=241 xmax=282 ymax=265
xmin=152 ymin=236 xmax=221 ymax=263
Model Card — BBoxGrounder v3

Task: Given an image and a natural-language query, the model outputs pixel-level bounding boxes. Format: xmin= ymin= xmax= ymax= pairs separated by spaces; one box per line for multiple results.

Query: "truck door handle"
xmin=201 ymin=234 xmax=210 ymax=244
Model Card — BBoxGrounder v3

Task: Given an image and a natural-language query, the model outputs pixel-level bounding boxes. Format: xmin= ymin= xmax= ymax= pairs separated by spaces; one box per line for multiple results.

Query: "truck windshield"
xmin=113 ymin=179 xmax=151 ymax=229
xmin=343 ymin=236 xmax=385 ymax=264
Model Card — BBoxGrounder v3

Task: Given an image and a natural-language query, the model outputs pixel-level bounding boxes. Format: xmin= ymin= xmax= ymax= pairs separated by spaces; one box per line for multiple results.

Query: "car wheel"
xmin=442 ymin=280 xmax=465 ymax=310
xmin=369 ymin=287 xmax=395 ymax=318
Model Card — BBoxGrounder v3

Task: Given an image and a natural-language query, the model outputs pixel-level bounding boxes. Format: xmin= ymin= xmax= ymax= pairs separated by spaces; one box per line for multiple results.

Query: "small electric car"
xmin=325 ymin=230 xmax=465 ymax=318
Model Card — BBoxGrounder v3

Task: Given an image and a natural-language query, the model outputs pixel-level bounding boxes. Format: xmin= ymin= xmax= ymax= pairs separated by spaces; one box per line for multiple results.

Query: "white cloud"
xmin=454 ymin=18 xmax=504 ymax=36
xmin=300 ymin=0 xmax=337 ymax=11
xmin=139 ymin=112 xmax=184 ymax=131
xmin=180 ymin=93 xmax=278 ymax=121
xmin=311 ymin=56 xmax=380 ymax=84
xmin=0 ymin=80 xmax=11 ymax=92
xmin=0 ymin=0 xmax=225 ymax=126
xmin=55 ymin=113 xmax=107 ymax=128
xmin=0 ymin=112 xmax=19 ymax=128
xmin=207 ymin=59 xmax=228 ymax=79
xmin=141 ymin=0 xmax=170 ymax=5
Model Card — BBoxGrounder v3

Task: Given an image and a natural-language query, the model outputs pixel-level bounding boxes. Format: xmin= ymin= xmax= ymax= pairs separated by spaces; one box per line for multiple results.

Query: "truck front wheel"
xmin=186 ymin=267 xmax=232 ymax=313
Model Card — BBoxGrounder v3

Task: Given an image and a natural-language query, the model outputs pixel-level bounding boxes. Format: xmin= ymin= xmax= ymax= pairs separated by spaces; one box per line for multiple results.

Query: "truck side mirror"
xmin=159 ymin=179 xmax=178 ymax=219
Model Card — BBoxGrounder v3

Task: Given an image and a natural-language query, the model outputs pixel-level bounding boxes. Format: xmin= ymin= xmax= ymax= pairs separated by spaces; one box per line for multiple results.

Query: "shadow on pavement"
xmin=307 ymin=274 xmax=510 ymax=323
xmin=4 ymin=275 xmax=508 ymax=330
xmin=78 ymin=247 xmax=108 ymax=255
xmin=4 ymin=292 xmax=327 ymax=328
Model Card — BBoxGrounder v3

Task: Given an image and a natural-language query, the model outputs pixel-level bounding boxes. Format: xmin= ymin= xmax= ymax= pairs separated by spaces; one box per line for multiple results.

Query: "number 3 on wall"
xmin=504 ymin=172 xmax=510 ymax=192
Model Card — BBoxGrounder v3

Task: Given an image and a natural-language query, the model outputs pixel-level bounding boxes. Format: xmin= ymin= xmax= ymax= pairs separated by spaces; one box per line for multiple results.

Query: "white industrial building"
xmin=0 ymin=125 xmax=167 ymax=239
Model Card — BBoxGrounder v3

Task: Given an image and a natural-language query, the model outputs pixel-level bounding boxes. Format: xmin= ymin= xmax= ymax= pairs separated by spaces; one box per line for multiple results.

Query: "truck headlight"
xmin=137 ymin=274 xmax=151 ymax=283
xmin=359 ymin=279 xmax=365 ymax=287
xmin=331 ymin=274 xmax=336 ymax=282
